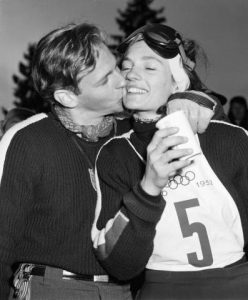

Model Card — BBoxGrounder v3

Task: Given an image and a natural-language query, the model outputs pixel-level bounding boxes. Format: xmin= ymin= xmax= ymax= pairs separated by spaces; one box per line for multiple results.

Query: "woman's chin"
xmin=123 ymin=100 xmax=138 ymax=111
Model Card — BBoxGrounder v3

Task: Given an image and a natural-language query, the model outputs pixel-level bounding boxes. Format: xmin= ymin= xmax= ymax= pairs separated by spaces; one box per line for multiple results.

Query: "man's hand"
xmin=140 ymin=127 xmax=193 ymax=196
xmin=167 ymin=91 xmax=215 ymax=134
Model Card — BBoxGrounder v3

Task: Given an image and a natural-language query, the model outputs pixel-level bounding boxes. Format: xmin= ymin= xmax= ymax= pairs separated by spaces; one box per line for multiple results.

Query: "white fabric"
xmin=146 ymin=136 xmax=244 ymax=271
xmin=168 ymin=54 xmax=190 ymax=92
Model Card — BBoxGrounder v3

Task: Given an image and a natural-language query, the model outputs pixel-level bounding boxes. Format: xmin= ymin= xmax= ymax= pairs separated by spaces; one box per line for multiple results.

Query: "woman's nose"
xmin=125 ymin=67 xmax=141 ymax=81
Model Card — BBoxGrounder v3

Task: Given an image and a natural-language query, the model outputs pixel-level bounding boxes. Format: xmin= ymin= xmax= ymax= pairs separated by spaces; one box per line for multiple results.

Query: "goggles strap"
xmin=175 ymin=38 xmax=195 ymax=71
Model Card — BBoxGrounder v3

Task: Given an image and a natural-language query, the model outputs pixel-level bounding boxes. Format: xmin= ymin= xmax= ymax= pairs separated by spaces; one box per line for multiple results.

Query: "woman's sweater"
xmin=93 ymin=119 xmax=248 ymax=280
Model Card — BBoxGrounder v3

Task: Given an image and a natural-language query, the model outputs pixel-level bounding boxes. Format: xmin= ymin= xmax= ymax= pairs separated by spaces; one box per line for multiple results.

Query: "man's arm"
xmin=0 ymin=131 xmax=36 ymax=298
xmin=166 ymin=90 xmax=220 ymax=133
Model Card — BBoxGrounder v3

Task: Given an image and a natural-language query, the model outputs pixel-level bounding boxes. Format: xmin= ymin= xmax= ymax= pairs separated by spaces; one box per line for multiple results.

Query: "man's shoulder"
xmin=208 ymin=120 xmax=248 ymax=137
xmin=1 ymin=113 xmax=47 ymax=139
xmin=6 ymin=112 xmax=47 ymax=130
xmin=0 ymin=113 xmax=61 ymax=152
xmin=0 ymin=114 xmax=51 ymax=179
xmin=200 ymin=120 xmax=248 ymax=154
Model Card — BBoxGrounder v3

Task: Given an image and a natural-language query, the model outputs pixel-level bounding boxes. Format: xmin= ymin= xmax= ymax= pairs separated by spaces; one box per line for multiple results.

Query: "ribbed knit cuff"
xmin=168 ymin=92 xmax=216 ymax=111
xmin=123 ymin=183 xmax=165 ymax=223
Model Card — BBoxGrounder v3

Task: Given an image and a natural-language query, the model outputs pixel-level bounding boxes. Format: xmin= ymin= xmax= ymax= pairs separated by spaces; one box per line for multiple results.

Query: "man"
xmin=0 ymin=23 xmax=216 ymax=299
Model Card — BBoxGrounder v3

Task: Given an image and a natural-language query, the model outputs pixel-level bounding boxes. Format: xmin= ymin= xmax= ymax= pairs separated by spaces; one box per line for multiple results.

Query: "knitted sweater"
xmin=0 ymin=112 xmax=132 ymax=298
xmin=93 ymin=119 xmax=248 ymax=280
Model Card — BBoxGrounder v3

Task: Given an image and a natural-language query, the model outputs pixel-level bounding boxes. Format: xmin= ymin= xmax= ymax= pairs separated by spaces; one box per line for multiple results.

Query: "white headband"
xmin=168 ymin=54 xmax=190 ymax=92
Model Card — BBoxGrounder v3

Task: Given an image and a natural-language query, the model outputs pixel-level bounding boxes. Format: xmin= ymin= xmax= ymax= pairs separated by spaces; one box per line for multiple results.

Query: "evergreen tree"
xmin=12 ymin=44 xmax=50 ymax=113
xmin=111 ymin=0 xmax=166 ymax=48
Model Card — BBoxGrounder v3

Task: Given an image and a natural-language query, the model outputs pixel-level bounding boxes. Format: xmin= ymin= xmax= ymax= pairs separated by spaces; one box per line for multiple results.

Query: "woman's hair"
xmin=181 ymin=39 xmax=208 ymax=91
xmin=32 ymin=23 xmax=107 ymax=102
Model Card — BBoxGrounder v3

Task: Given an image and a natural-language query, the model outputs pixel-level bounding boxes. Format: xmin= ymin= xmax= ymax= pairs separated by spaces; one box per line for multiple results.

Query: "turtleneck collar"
xmin=131 ymin=117 xmax=158 ymax=143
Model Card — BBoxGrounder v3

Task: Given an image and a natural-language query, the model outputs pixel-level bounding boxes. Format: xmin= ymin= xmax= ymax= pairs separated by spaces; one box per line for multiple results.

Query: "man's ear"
xmin=54 ymin=90 xmax=77 ymax=108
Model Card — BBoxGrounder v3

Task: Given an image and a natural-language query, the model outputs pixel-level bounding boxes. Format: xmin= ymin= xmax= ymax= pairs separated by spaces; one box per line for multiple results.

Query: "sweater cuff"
xmin=123 ymin=183 xmax=165 ymax=223
xmin=168 ymin=91 xmax=216 ymax=111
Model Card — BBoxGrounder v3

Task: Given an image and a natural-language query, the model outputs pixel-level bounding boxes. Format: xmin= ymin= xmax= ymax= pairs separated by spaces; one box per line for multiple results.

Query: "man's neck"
xmin=54 ymin=105 xmax=115 ymax=142
xmin=63 ymin=108 xmax=104 ymax=126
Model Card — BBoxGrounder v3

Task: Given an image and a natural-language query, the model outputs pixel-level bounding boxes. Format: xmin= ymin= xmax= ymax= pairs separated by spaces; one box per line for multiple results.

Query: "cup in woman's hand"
xmin=156 ymin=110 xmax=202 ymax=160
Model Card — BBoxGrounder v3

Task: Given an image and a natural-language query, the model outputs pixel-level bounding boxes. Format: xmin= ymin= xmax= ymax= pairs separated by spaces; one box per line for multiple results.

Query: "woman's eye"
xmin=121 ymin=66 xmax=131 ymax=71
xmin=145 ymin=67 xmax=156 ymax=70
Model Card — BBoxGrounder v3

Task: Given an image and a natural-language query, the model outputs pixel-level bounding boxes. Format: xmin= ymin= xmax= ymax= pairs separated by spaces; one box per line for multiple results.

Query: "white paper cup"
xmin=156 ymin=110 xmax=202 ymax=160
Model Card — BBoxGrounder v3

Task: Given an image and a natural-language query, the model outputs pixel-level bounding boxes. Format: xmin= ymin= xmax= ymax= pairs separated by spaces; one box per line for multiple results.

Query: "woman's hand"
xmin=140 ymin=127 xmax=193 ymax=196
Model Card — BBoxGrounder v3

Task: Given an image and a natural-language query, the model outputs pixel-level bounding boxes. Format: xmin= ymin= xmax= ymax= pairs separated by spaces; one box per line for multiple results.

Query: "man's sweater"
xmin=93 ymin=119 xmax=248 ymax=280
xmin=0 ymin=112 xmax=133 ymax=298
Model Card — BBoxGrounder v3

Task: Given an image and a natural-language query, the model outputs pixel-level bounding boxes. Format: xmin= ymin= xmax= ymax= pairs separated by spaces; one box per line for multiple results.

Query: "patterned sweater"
xmin=93 ymin=119 xmax=248 ymax=280
xmin=0 ymin=112 xmax=132 ymax=298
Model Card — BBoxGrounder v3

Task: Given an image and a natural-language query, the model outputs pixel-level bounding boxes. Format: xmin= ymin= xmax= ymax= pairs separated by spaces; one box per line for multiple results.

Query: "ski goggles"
xmin=118 ymin=24 xmax=195 ymax=70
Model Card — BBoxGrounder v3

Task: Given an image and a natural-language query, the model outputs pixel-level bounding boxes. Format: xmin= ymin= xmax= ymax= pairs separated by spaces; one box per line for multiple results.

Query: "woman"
xmin=92 ymin=24 xmax=248 ymax=299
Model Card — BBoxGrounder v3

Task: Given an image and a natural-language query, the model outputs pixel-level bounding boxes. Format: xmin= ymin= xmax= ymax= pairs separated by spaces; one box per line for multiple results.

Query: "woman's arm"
xmin=92 ymin=129 xmax=192 ymax=280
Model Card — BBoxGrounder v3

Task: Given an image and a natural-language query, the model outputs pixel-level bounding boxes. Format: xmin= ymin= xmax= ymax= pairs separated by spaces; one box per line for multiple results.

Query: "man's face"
xmin=76 ymin=44 xmax=126 ymax=117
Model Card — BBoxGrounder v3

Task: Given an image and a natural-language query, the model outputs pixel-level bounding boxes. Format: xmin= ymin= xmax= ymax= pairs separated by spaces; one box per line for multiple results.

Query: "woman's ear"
xmin=54 ymin=90 xmax=77 ymax=108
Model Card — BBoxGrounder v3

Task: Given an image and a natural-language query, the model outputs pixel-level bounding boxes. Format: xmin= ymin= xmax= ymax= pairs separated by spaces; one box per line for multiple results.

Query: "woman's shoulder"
xmin=96 ymin=131 xmax=140 ymax=177
xmin=98 ymin=131 xmax=135 ymax=159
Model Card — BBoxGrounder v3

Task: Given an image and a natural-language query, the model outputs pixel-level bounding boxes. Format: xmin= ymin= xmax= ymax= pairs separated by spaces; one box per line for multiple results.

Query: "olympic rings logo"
xmin=162 ymin=171 xmax=195 ymax=196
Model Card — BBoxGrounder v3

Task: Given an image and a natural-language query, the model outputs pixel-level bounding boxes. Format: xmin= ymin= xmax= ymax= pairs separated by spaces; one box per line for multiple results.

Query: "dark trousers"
xmin=137 ymin=262 xmax=248 ymax=300
xmin=9 ymin=266 xmax=132 ymax=300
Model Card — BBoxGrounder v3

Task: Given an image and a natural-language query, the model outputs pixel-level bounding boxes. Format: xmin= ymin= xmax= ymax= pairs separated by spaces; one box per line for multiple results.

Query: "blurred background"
xmin=0 ymin=0 xmax=248 ymax=120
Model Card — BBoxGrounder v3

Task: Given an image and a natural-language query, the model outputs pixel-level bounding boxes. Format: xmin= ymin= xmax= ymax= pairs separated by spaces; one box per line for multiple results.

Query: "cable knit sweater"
xmin=0 ymin=112 xmax=132 ymax=298
xmin=93 ymin=119 xmax=248 ymax=280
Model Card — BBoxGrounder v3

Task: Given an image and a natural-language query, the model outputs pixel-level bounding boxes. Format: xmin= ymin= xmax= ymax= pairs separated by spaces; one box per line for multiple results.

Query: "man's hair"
xmin=32 ymin=23 xmax=107 ymax=102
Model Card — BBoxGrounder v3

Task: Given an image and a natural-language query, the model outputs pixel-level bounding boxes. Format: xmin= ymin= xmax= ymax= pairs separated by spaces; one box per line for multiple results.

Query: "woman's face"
xmin=121 ymin=40 xmax=175 ymax=117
